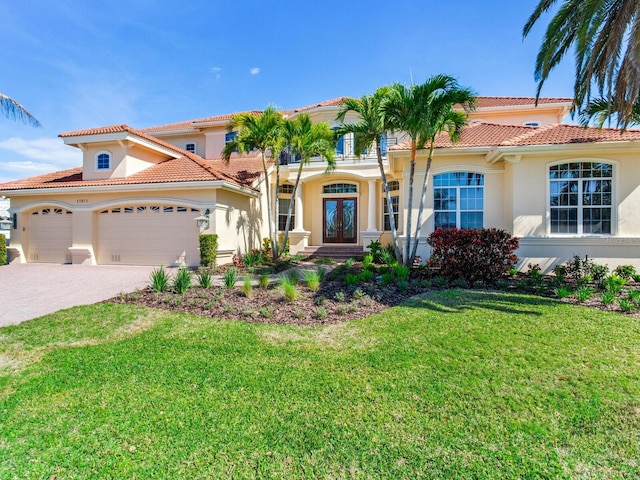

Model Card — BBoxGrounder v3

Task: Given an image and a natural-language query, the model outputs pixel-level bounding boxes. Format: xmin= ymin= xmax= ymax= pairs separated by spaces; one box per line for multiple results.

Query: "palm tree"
xmin=0 ymin=93 xmax=41 ymax=127
xmin=523 ymin=0 xmax=640 ymax=128
xmin=579 ymin=97 xmax=640 ymax=127
xmin=279 ymin=113 xmax=336 ymax=258
xmin=385 ymin=75 xmax=476 ymax=267
xmin=336 ymin=87 xmax=403 ymax=263
xmin=222 ymin=106 xmax=284 ymax=260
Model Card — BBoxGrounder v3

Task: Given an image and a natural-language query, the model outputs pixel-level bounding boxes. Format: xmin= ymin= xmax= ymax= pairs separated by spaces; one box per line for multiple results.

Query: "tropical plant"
xmin=523 ymin=0 xmax=640 ymax=128
xmin=278 ymin=113 xmax=336 ymax=258
xmin=384 ymin=76 xmax=476 ymax=266
xmin=150 ymin=266 xmax=171 ymax=292
xmin=280 ymin=275 xmax=299 ymax=303
xmin=336 ymin=88 xmax=402 ymax=262
xmin=196 ymin=269 xmax=213 ymax=289
xmin=576 ymin=285 xmax=593 ymax=303
xmin=222 ymin=267 xmax=238 ymax=289
xmin=173 ymin=267 xmax=192 ymax=294
xmin=0 ymin=93 xmax=41 ymax=126
xmin=222 ymin=106 xmax=284 ymax=260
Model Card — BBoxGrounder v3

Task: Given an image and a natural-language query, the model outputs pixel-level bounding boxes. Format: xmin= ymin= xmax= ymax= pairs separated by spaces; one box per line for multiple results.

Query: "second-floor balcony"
xmin=278 ymin=136 xmax=399 ymax=166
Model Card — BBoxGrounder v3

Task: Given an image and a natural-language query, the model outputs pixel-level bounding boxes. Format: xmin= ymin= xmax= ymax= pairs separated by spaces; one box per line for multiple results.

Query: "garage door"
xmin=97 ymin=205 xmax=201 ymax=266
xmin=27 ymin=207 xmax=73 ymax=263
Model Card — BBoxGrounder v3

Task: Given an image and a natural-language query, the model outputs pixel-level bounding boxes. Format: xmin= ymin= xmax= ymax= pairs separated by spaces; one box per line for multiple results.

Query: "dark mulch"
xmin=109 ymin=262 xmax=640 ymax=325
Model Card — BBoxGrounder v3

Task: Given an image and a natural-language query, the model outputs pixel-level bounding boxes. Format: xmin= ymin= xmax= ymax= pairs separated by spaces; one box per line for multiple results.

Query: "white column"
xmin=294 ymin=182 xmax=303 ymax=231
xmin=367 ymin=179 xmax=376 ymax=231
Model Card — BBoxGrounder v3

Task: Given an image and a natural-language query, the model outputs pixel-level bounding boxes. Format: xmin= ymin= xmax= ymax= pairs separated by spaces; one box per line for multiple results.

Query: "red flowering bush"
xmin=427 ymin=228 xmax=519 ymax=283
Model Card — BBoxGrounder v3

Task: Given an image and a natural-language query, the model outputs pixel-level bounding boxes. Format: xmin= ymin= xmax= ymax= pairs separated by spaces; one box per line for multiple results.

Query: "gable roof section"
xmin=0 ymin=153 xmax=263 ymax=192
xmin=389 ymin=122 xmax=640 ymax=151
xmin=474 ymin=96 xmax=572 ymax=108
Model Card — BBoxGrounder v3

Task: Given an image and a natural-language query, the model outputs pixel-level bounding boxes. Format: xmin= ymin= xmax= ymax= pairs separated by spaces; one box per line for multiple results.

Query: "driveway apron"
xmin=0 ymin=264 xmax=154 ymax=327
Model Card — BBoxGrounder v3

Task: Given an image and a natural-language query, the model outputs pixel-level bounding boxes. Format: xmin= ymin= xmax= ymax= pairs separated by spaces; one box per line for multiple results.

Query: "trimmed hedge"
xmin=199 ymin=234 xmax=218 ymax=267
xmin=0 ymin=234 xmax=6 ymax=266
xmin=427 ymin=227 xmax=519 ymax=283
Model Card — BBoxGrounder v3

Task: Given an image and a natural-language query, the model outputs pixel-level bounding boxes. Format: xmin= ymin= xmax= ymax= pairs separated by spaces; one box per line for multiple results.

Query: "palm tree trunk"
xmin=273 ymin=164 xmax=281 ymax=260
xmin=404 ymin=141 xmax=417 ymax=267
xmin=279 ymin=158 xmax=305 ymax=258
xmin=376 ymin=140 xmax=403 ymax=264
xmin=409 ymin=142 xmax=435 ymax=265
xmin=261 ymin=152 xmax=277 ymax=260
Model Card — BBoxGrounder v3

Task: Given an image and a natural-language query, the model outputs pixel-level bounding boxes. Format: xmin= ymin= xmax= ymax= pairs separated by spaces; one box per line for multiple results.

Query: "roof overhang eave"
xmin=0 ymin=180 xmax=259 ymax=198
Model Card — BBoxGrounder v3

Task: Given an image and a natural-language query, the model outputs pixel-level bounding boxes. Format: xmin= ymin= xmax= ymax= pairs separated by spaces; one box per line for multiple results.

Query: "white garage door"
xmin=27 ymin=207 xmax=73 ymax=263
xmin=97 ymin=205 xmax=201 ymax=266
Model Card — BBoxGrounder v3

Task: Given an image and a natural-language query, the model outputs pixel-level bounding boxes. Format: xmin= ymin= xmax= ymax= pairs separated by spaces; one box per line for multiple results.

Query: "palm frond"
xmin=0 ymin=94 xmax=41 ymax=127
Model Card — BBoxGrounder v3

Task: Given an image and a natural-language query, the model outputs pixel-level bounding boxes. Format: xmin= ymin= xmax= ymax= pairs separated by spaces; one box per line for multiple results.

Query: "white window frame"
xmin=277 ymin=184 xmax=295 ymax=232
xmin=382 ymin=180 xmax=400 ymax=232
xmin=96 ymin=151 xmax=112 ymax=170
xmin=546 ymin=160 xmax=616 ymax=236
xmin=433 ymin=172 xmax=484 ymax=230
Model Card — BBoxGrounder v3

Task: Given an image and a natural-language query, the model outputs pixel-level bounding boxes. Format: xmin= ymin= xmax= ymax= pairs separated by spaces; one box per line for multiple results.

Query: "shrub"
xmin=614 ymin=264 xmax=637 ymax=280
xmin=601 ymin=291 xmax=616 ymax=306
xmin=618 ymin=297 xmax=635 ymax=312
xmin=315 ymin=307 xmax=328 ymax=320
xmin=196 ymin=269 xmax=212 ymax=289
xmin=344 ymin=258 xmax=355 ymax=268
xmin=150 ymin=265 xmax=170 ymax=292
xmin=243 ymin=250 xmax=263 ymax=268
xmin=258 ymin=274 xmax=270 ymax=289
xmin=367 ymin=240 xmax=383 ymax=263
xmin=334 ymin=291 xmax=346 ymax=302
xmin=395 ymin=264 xmax=410 ymax=282
xmin=303 ymin=269 xmax=321 ymax=292
xmin=362 ymin=253 xmax=374 ymax=271
xmin=242 ymin=275 xmax=253 ymax=298
xmin=353 ymin=288 xmax=366 ymax=299
xmin=380 ymin=249 xmax=396 ymax=267
xmin=628 ymin=289 xmax=640 ymax=306
xmin=199 ymin=234 xmax=218 ymax=267
xmin=380 ymin=272 xmax=395 ymax=286
xmin=344 ymin=273 xmax=359 ymax=286
xmin=427 ymin=227 xmax=519 ymax=284
xmin=223 ymin=267 xmax=238 ymax=289
xmin=173 ymin=267 xmax=192 ymax=294
xmin=0 ymin=233 xmax=6 ymax=265
xmin=575 ymin=286 xmax=592 ymax=303
xmin=451 ymin=278 xmax=468 ymax=289
xmin=358 ymin=269 xmax=374 ymax=283
xmin=604 ymin=274 xmax=626 ymax=294
xmin=553 ymin=285 xmax=572 ymax=299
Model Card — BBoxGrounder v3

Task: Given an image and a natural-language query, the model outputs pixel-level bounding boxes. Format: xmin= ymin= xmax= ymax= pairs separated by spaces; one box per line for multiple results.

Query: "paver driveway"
xmin=0 ymin=264 xmax=154 ymax=327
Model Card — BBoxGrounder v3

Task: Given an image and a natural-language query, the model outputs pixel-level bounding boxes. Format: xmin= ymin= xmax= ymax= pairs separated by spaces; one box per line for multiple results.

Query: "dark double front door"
xmin=323 ymin=198 xmax=357 ymax=243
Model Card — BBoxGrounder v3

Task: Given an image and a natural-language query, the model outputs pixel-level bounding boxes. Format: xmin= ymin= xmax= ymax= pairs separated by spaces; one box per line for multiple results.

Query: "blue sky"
xmin=0 ymin=0 xmax=573 ymax=183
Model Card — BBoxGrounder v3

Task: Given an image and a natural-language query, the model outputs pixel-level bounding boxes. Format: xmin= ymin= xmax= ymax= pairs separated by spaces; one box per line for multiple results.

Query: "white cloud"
xmin=250 ymin=67 xmax=260 ymax=75
xmin=211 ymin=66 xmax=222 ymax=80
xmin=0 ymin=137 xmax=82 ymax=181
xmin=0 ymin=137 xmax=80 ymax=167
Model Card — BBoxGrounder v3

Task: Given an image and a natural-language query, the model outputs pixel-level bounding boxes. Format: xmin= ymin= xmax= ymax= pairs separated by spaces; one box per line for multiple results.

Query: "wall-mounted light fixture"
xmin=194 ymin=208 xmax=210 ymax=229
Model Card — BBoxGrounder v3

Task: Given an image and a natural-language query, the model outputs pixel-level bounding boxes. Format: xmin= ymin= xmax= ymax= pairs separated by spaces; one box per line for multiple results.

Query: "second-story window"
xmin=225 ymin=131 xmax=237 ymax=144
xmin=185 ymin=143 xmax=196 ymax=154
xmin=97 ymin=152 xmax=111 ymax=170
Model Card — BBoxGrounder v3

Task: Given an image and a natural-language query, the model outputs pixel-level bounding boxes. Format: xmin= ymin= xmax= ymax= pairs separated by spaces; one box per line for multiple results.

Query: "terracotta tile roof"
xmin=282 ymin=97 xmax=351 ymax=115
xmin=140 ymin=120 xmax=201 ymax=134
xmin=0 ymin=153 xmax=262 ymax=192
xmin=390 ymin=122 xmax=640 ymax=151
xmin=191 ymin=111 xmax=263 ymax=125
xmin=59 ymin=124 xmax=206 ymax=163
xmin=474 ymin=96 xmax=573 ymax=108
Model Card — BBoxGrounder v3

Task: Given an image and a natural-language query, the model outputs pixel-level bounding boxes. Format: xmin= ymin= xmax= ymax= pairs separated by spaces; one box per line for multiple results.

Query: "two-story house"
xmin=2 ymin=96 xmax=640 ymax=272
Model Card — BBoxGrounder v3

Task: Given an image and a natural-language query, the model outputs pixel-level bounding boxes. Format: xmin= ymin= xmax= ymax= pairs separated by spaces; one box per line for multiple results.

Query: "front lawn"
xmin=1 ymin=290 xmax=639 ymax=478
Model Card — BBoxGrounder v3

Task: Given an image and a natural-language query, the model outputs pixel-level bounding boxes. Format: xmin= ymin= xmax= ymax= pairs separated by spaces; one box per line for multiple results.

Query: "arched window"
xmin=323 ymin=183 xmax=357 ymax=194
xmin=434 ymin=172 xmax=484 ymax=229
xmin=549 ymin=162 xmax=612 ymax=234
xmin=96 ymin=152 xmax=111 ymax=170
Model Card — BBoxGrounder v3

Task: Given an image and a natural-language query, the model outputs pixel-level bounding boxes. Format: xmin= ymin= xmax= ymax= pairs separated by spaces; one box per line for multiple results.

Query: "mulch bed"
xmin=109 ymin=262 xmax=640 ymax=325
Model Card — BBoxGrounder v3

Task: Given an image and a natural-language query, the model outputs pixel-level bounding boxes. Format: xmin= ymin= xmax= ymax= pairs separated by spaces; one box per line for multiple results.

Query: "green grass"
xmin=1 ymin=291 xmax=639 ymax=478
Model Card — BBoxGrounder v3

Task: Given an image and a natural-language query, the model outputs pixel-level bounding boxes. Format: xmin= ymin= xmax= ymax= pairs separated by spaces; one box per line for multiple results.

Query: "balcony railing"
xmin=278 ymin=137 xmax=399 ymax=165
